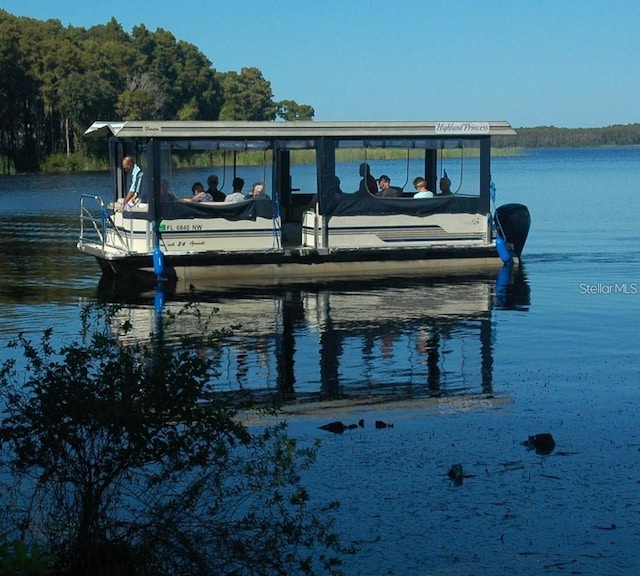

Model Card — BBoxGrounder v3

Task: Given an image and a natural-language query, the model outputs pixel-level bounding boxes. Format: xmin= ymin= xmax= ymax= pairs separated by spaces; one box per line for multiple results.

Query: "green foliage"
xmin=218 ymin=67 xmax=278 ymax=121
xmin=276 ymin=100 xmax=315 ymax=121
xmin=115 ymin=84 xmax=159 ymax=120
xmin=40 ymin=153 xmax=107 ymax=173
xmin=58 ymin=72 xmax=118 ymax=148
xmin=0 ymin=155 xmax=16 ymax=175
xmin=0 ymin=537 xmax=56 ymax=575
xmin=0 ymin=10 xmax=313 ymax=172
xmin=493 ymin=123 xmax=640 ymax=148
xmin=0 ymin=303 xmax=352 ymax=576
xmin=177 ymin=97 xmax=200 ymax=121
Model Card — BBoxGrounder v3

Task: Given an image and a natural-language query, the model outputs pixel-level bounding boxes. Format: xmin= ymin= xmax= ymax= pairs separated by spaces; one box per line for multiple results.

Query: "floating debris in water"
xmin=524 ymin=433 xmax=556 ymax=455
xmin=319 ymin=421 xmax=347 ymax=434
xmin=318 ymin=419 xmax=365 ymax=434
xmin=592 ymin=523 xmax=617 ymax=531
xmin=447 ymin=463 xmax=464 ymax=485
xmin=375 ymin=420 xmax=394 ymax=429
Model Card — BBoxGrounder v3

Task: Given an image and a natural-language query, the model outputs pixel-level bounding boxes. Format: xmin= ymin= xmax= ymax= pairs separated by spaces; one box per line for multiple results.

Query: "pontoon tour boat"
xmin=78 ymin=120 xmax=530 ymax=284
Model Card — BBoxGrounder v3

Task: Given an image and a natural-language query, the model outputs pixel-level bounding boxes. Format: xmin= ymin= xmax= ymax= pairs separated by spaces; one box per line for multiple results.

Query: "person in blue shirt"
xmin=121 ymin=156 xmax=143 ymax=209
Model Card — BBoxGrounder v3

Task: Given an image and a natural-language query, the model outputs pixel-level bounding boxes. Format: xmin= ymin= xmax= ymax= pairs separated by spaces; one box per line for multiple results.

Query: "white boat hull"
xmin=78 ymin=204 xmax=510 ymax=282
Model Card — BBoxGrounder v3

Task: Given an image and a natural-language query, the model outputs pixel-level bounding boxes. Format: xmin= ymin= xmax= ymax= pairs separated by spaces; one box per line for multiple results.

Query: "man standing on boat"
xmin=121 ymin=156 xmax=143 ymax=209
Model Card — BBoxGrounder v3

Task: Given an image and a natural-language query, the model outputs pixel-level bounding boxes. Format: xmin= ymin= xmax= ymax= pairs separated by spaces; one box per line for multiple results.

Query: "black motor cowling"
xmin=495 ymin=203 xmax=531 ymax=257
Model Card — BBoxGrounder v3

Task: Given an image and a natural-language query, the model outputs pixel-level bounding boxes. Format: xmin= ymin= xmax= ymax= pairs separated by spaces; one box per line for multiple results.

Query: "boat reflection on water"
xmin=97 ymin=267 xmax=530 ymax=405
xmin=494 ymin=262 xmax=531 ymax=312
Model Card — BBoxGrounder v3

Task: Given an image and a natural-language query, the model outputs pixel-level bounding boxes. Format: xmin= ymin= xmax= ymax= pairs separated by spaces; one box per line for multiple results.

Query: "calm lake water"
xmin=1 ymin=147 xmax=639 ymax=574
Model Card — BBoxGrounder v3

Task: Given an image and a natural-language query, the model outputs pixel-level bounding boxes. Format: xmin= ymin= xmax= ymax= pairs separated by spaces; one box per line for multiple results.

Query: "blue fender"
xmin=496 ymin=236 xmax=513 ymax=264
xmin=152 ymin=221 xmax=165 ymax=279
xmin=153 ymin=244 xmax=165 ymax=278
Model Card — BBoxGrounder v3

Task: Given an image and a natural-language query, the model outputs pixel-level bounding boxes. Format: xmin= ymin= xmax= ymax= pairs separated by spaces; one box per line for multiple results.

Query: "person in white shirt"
xmin=225 ymin=177 xmax=247 ymax=203
xmin=412 ymin=177 xmax=434 ymax=198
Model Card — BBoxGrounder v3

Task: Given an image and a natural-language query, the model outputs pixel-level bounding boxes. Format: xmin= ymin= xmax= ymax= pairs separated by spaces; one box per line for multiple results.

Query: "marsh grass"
xmin=0 ymin=154 xmax=17 ymax=175
xmin=172 ymin=147 xmax=522 ymax=168
xmin=34 ymin=146 xmax=522 ymax=173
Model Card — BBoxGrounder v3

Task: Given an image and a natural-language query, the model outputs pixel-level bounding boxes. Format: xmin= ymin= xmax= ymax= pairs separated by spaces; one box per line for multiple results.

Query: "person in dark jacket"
xmin=206 ymin=174 xmax=225 ymax=201
xmin=357 ymin=162 xmax=378 ymax=196
xmin=377 ymin=174 xmax=402 ymax=197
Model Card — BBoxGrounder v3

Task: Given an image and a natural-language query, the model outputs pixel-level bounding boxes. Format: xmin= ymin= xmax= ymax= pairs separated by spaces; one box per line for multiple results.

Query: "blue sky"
xmin=2 ymin=0 xmax=638 ymax=128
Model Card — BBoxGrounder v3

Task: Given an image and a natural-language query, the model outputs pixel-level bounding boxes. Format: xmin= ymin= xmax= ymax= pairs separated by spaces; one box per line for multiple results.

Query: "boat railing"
xmin=79 ymin=195 xmax=130 ymax=252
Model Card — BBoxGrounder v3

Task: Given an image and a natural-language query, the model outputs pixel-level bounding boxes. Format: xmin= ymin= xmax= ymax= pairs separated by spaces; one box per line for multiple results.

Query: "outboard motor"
xmin=494 ymin=203 xmax=531 ymax=257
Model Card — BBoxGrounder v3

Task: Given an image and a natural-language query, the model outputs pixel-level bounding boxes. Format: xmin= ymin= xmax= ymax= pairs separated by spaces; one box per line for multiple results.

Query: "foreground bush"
xmin=0 ymin=304 xmax=351 ymax=575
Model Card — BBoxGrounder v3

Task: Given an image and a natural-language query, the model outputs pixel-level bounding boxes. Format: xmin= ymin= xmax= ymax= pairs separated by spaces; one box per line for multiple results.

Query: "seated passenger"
xmin=357 ymin=162 xmax=378 ymax=196
xmin=184 ymin=181 xmax=213 ymax=202
xmin=246 ymin=181 xmax=271 ymax=200
xmin=439 ymin=170 xmax=452 ymax=195
xmin=206 ymin=174 xmax=226 ymax=202
xmin=225 ymin=177 xmax=247 ymax=203
xmin=377 ymin=174 xmax=403 ymax=198
xmin=413 ymin=177 xmax=434 ymax=198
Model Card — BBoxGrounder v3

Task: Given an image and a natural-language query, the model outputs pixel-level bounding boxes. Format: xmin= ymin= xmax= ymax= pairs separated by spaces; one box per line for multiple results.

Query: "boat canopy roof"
xmin=84 ymin=120 xmax=516 ymax=147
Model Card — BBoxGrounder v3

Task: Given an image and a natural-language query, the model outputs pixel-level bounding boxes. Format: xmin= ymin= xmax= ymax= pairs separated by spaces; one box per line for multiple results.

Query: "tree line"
xmin=495 ymin=123 xmax=640 ymax=148
xmin=0 ymin=10 xmax=314 ymax=172
xmin=1 ymin=10 xmax=638 ymax=174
